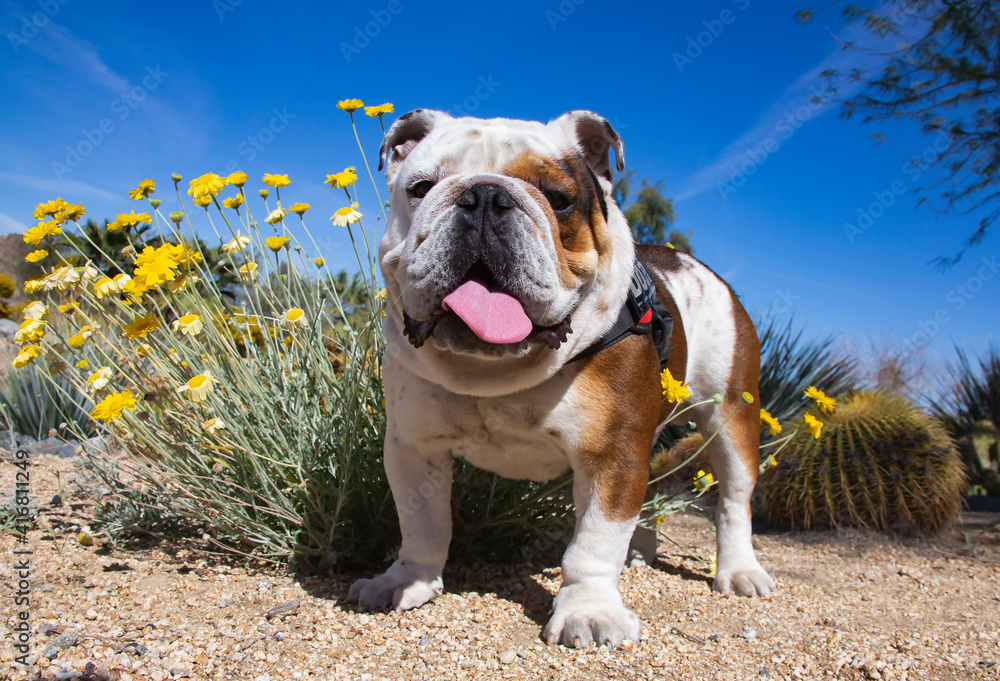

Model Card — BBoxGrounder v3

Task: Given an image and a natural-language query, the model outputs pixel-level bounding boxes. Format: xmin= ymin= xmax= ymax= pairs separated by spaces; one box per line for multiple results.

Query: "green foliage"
xmin=928 ymin=345 xmax=1000 ymax=495
xmin=612 ymin=171 xmax=686 ymax=250
xmin=0 ymin=363 xmax=93 ymax=439
xmin=757 ymin=316 xmax=858 ymax=426
xmin=798 ymin=1 xmax=1000 ymax=268
xmin=762 ymin=391 xmax=966 ymax=534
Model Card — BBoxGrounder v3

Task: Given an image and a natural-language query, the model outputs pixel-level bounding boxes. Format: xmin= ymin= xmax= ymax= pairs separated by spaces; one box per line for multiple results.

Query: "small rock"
xmin=739 ymin=625 xmax=757 ymax=640
xmin=26 ymin=436 xmax=65 ymax=457
xmin=169 ymin=669 xmax=192 ymax=678
xmin=862 ymin=571 xmax=876 ymax=581
xmin=43 ymin=646 xmax=59 ymax=660
xmin=759 ymin=668 xmax=774 ymax=677
xmin=55 ymin=442 xmax=79 ymax=459
xmin=708 ymin=634 xmax=721 ymax=642
xmin=216 ymin=597 xmax=231 ymax=608
xmin=85 ymin=608 xmax=99 ymax=620
xmin=418 ymin=635 xmax=430 ymax=646
xmin=50 ymin=494 xmax=63 ymax=507
xmin=618 ymin=639 xmax=636 ymax=653
xmin=371 ymin=645 xmax=386 ymax=655
xmin=50 ymin=631 xmax=78 ymax=650
xmin=256 ymin=581 xmax=271 ymax=591
xmin=81 ymin=436 xmax=110 ymax=456
xmin=499 ymin=650 xmax=517 ymax=664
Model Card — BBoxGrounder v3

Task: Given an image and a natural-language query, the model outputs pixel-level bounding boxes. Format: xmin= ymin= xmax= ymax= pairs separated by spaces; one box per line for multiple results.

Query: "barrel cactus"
xmin=762 ymin=391 xmax=965 ymax=535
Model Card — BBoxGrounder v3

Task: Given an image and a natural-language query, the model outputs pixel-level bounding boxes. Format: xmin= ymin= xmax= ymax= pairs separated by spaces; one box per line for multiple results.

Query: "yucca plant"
xmin=0 ymin=362 xmax=93 ymax=440
xmin=757 ymin=316 xmax=858 ymax=425
xmin=762 ymin=390 xmax=965 ymax=534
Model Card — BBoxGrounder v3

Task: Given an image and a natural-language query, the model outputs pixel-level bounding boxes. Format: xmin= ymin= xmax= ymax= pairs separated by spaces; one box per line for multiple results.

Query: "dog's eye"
xmin=544 ymin=190 xmax=573 ymax=213
xmin=409 ymin=180 xmax=435 ymax=199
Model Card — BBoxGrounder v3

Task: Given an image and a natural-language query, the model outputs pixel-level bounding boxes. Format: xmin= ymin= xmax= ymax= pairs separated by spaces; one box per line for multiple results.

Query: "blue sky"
xmin=1 ymin=0 xmax=997 ymax=385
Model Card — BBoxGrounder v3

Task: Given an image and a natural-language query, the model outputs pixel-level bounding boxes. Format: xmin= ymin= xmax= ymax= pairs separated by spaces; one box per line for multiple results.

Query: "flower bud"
xmin=259 ymin=189 xmax=269 ymax=199
xmin=171 ymin=173 xmax=182 ymax=183
xmin=169 ymin=212 xmax=183 ymax=224
xmin=149 ymin=198 xmax=161 ymax=208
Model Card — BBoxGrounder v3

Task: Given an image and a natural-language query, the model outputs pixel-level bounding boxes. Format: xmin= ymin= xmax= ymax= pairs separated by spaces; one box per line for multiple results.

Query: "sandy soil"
xmin=2 ymin=453 xmax=999 ymax=681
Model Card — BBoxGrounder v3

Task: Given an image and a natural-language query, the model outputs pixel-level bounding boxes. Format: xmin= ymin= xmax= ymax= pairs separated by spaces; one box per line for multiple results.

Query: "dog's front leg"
xmin=542 ymin=468 xmax=644 ymax=648
xmin=347 ymin=434 xmax=453 ymax=612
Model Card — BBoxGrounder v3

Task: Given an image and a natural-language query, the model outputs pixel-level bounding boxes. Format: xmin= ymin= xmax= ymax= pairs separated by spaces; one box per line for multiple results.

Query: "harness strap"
xmin=568 ymin=260 xmax=672 ymax=366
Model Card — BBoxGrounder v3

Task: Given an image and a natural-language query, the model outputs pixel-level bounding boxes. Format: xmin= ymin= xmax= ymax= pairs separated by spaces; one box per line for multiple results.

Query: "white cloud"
xmin=0 ymin=171 xmax=123 ymax=204
xmin=0 ymin=211 xmax=27 ymax=235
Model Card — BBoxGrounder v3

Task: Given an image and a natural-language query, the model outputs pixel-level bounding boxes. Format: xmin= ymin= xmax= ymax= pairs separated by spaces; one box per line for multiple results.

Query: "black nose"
xmin=456 ymin=183 xmax=515 ymax=217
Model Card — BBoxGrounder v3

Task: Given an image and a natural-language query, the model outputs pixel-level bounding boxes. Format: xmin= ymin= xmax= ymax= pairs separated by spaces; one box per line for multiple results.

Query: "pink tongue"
xmin=442 ymin=280 xmax=533 ymax=344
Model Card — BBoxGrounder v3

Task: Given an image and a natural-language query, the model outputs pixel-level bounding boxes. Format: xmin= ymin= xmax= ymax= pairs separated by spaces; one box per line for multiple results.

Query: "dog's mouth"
xmin=402 ymin=262 xmax=572 ymax=350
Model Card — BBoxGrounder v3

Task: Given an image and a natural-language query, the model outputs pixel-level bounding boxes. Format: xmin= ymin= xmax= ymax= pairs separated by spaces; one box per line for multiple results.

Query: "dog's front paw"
xmin=347 ymin=563 xmax=443 ymax=612
xmin=542 ymin=584 xmax=639 ymax=648
xmin=713 ymin=561 xmax=775 ymax=597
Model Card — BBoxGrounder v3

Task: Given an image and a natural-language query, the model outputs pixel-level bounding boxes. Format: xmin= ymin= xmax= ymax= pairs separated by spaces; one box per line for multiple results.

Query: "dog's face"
xmin=378 ymin=111 xmax=628 ymax=373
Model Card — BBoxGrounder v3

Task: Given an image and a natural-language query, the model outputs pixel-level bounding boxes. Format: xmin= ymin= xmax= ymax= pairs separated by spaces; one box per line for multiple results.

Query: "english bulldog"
xmin=347 ymin=109 xmax=775 ymax=648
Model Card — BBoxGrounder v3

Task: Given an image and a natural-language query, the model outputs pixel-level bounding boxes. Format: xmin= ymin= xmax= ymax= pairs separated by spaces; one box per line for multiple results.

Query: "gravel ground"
xmin=2 ymin=453 xmax=999 ymax=681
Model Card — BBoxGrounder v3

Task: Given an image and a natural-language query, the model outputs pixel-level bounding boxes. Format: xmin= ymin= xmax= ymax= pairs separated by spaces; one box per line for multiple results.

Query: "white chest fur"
xmin=384 ymin=356 xmax=581 ymax=481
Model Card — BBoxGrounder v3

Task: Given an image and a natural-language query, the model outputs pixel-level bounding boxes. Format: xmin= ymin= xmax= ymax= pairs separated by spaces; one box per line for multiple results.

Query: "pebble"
xmin=739 ymin=625 xmax=758 ymax=640
xmin=499 ymin=650 xmax=517 ymax=664
xmin=49 ymin=631 xmax=78 ymax=650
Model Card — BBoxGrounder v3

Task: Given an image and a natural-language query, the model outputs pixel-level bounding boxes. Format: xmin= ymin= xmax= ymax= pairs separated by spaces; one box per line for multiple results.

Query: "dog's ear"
xmin=549 ymin=111 xmax=625 ymax=183
xmin=378 ymin=109 xmax=452 ymax=182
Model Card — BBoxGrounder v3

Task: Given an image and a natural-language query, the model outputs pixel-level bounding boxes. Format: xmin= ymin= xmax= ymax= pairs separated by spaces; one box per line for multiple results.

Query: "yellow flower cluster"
xmin=759 ymin=409 xmax=782 ymax=436
xmin=660 ymin=367 xmax=690 ymax=403
xmin=804 ymin=386 xmax=837 ymax=413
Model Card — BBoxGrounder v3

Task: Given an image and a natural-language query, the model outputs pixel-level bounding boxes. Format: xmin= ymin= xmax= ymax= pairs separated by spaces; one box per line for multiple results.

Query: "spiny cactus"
xmin=761 ymin=391 xmax=965 ymax=535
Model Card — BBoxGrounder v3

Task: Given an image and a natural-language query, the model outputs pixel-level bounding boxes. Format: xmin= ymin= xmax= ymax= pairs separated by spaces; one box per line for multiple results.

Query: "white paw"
xmin=542 ymin=584 xmax=640 ymax=648
xmin=347 ymin=564 xmax=443 ymax=612
xmin=713 ymin=561 xmax=775 ymax=597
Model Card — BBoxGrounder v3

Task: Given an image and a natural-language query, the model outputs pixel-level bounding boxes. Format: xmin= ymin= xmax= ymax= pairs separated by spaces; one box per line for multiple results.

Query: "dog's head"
xmin=378 ymin=110 xmax=633 ymax=394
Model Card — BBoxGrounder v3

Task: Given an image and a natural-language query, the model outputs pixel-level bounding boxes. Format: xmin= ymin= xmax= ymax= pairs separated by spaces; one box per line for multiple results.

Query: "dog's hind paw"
xmin=712 ymin=565 xmax=775 ymax=597
xmin=542 ymin=584 xmax=640 ymax=648
xmin=347 ymin=567 xmax=443 ymax=612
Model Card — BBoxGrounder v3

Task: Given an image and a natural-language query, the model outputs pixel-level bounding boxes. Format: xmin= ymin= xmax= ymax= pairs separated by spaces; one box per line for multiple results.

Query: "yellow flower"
xmin=223 ymin=232 xmax=251 ymax=254
xmin=764 ymin=454 xmax=778 ymax=469
xmin=376 ymin=288 xmax=387 ymax=302
xmin=188 ymin=172 xmax=226 ymax=199
xmin=115 ymin=210 xmax=151 ymax=228
xmin=337 ymin=99 xmax=364 ymax=113
xmin=222 ymin=195 xmax=243 ymax=210
xmin=759 ymin=409 xmax=782 ymax=436
xmin=106 ymin=218 xmax=123 ymax=232
xmin=173 ymin=313 xmax=204 ymax=336
xmin=134 ymin=249 xmax=178 ymax=288
xmin=135 ymin=343 xmax=152 ymax=358
xmin=55 ymin=203 xmax=86 ymax=223
xmin=330 ymin=203 xmax=362 ymax=227
xmin=23 ymin=221 xmax=62 ymax=245
xmin=660 ymin=367 xmax=691 ymax=403
xmin=803 ymin=413 xmax=823 ymax=439
xmin=262 ymin=173 xmax=290 ymax=188
xmin=22 ymin=301 xmax=48 ymax=320
xmin=324 ymin=167 xmax=357 ymax=189
xmin=804 ymin=386 xmax=837 ymax=414
xmin=265 ymin=236 xmax=290 ymax=252
xmin=32 ymin=198 xmax=68 ymax=220
xmin=68 ymin=326 xmax=93 ymax=347
xmin=123 ymin=313 xmax=160 ymax=339
xmin=75 ymin=359 xmax=89 ymax=369
xmin=167 ymin=274 xmax=198 ymax=294
xmin=179 ymin=372 xmax=216 ymax=402
xmin=14 ymin=319 xmax=45 ymax=344
xmin=90 ymin=390 xmax=137 ymax=422
xmin=12 ymin=344 xmax=42 ymax=369
xmin=226 ymin=171 xmax=247 ymax=187
xmin=742 ymin=391 xmax=754 ymax=404
xmin=314 ymin=258 xmax=325 ymax=267
xmin=87 ymin=366 xmax=113 ymax=392
xmin=238 ymin=262 xmax=259 ymax=281
xmin=364 ymin=103 xmax=394 ymax=117
xmin=202 ymin=417 xmax=226 ymax=434
xmin=129 ymin=178 xmax=155 ymax=200
xmin=694 ymin=469 xmax=714 ymax=492
xmin=113 ymin=273 xmax=132 ymax=289
xmin=59 ymin=301 xmax=80 ymax=314
xmin=94 ymin=277 xmax=118 ymax=299
xmin=288 ymin=202 xmax=310 ymax=216
xmin=281 ymin=307 xmax=307 ymax=329
xmin=25 ymin=249 xmax=48 ymax=263
xmin=265 ymin=208 xmax=287 ymax=225
xmin=192 ymin=194 xmax=212 ymax=208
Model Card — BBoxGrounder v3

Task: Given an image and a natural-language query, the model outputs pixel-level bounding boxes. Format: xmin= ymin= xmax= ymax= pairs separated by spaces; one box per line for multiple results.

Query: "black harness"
xmin=569 ymin=260 xmax=673 ymax=366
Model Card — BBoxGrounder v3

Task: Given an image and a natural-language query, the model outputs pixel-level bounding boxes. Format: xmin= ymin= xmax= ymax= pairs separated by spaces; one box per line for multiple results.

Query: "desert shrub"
xmin=0 ymin=363 xmax=92 ymax=439
xmin=761 ymin=390 xmax=965 ymax=534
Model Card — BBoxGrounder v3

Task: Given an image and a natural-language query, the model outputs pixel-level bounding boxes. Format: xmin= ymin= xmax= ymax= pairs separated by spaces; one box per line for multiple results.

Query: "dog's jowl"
xmin=347 ymin=109 xmax=775 ymax=648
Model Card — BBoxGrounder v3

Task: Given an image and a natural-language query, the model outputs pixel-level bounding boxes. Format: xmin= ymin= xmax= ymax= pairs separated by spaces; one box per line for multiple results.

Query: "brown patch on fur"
xmin=502 ymin=151 xmax=611 ymax=288
xmin=574 ymin=333 xmax=662 ymax=521
xmin=635 ymin=245 xmax=690 ymax=425
xmin=722 ymin=287 xmax=763 ymax=488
